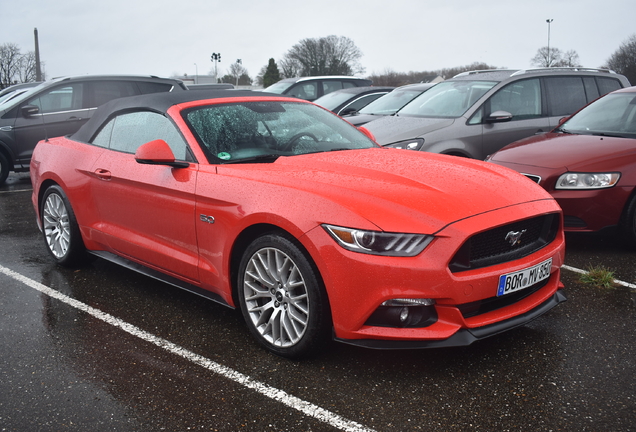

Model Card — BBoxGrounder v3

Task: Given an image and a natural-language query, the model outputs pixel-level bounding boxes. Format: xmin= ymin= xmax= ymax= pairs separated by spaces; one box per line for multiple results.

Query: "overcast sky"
xmin=3 ymin=0 xmax=635 ymax=83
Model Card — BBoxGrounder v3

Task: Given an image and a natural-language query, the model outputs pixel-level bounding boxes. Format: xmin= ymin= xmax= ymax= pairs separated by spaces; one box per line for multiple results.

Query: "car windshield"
xmin=357 ymin=88 xmax=424 ymax=115
xmin=184 ymin=101 xmax=377 ymax=163
xmin=397 ymin=80 xmax=497 ymax=118
xmin=558 ymin=92 xmax=636 ymax=139
xmin=313 ymin=91 xmax=355 ymax=110
xmin=263 ymin=81 xmax=294 ymax=94
xmin=0 ymin=82 xmax=45 ymax=109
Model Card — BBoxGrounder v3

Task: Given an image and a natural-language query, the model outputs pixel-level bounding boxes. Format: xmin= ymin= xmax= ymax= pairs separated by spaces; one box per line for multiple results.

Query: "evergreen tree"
xmin=263 ymin=58 xmax=281 ymax=88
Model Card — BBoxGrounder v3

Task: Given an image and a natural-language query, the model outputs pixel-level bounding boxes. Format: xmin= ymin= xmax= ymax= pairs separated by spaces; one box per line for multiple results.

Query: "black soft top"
xmin=72 ymin=90 xmax=286 ymax=142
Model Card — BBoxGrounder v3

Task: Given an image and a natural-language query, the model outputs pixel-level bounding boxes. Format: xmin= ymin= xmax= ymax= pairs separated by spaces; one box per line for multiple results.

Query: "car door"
xmin=13 ymin=83 xmax=91 ymax=164
xmin=478 ymin=78 xmax=551 ymax=158
xmin=88 ymin=110 xmax=200 ymax=283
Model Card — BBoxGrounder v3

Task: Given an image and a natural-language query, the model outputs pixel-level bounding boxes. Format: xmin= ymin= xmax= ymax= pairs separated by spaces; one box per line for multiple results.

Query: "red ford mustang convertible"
xmin=31 ymin=90 xmax=566 ymax=358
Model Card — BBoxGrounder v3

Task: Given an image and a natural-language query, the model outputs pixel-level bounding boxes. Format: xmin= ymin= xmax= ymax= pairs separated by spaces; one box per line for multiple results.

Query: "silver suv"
xmin=0 ymin=75 xmax=186 ymax=184
xmin=364 ymin=68 xmax=631 ymax=160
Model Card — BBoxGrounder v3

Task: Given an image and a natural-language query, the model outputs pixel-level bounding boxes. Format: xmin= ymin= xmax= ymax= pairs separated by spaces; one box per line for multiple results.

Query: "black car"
xmin=342 ymin=83 xmax=436 ymax=126
xmin=263 ymin=76 xmax=372 ymax=102
xmin=312 ymin=86 xmax=394 ymax=116
xmin=0 ymin=75 xmax=186 ymax=184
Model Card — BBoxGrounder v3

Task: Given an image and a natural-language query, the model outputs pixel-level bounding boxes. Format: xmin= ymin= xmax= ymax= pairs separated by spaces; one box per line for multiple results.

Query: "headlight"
xmin=323 ymin=224 xmax=433 ymax=256
xmin=385 ymin=138 xmax=424 ymax=151
xmin=555 ymin=172 xmax=620 ymax=190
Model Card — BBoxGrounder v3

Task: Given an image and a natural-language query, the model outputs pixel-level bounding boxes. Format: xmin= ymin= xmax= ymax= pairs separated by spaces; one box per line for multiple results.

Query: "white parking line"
xmin=0 ymin=188 xmax=33 ymax=194
xmin=0 ymin=264 xmax=376 ymax=432
xmin=562 ymin=264 xmax=636 ymax=289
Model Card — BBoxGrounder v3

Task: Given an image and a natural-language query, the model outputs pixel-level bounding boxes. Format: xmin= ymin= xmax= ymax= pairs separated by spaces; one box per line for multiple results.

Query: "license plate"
xmin=497 ymin=258 xmax=552 ymax=296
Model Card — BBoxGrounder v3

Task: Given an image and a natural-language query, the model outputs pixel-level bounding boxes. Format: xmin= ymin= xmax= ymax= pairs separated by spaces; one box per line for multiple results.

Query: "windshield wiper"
xmin=222 ymin=154 xmax=281 ymax=164
xmin=591 ymin=132 xmax=627 ymax=138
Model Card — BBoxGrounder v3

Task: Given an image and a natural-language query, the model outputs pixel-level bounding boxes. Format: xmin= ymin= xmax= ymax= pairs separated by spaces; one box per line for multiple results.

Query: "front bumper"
xmin=336 ymin=290 xmax=566 ymax=349
xmin=302 ymin=199 xmax=565 ymax=345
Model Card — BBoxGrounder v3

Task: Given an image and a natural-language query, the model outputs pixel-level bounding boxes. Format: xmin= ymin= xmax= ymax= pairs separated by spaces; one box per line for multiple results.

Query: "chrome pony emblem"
xmin=505 ymin=229 xmax=527 ymax=246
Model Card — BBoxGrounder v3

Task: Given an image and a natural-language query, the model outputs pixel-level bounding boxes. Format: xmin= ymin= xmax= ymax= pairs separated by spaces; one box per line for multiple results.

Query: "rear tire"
xmin=237 ymin=233 xmax=331 ymax=359
xmin=41 ymin=185 xmax=88 ymax=266
xmin=0 ymin=152 xmax=9 ymax=185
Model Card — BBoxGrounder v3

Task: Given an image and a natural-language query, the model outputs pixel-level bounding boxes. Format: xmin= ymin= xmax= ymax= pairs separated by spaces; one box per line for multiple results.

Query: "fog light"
xmin=399 ymin=307 xmax=409 ymax=322
xmin=365 ymin=299 xmax=438 ymax=328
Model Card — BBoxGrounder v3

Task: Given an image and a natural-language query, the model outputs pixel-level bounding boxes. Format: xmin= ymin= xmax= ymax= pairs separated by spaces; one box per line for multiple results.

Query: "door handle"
xmin=67 ymin=116 xmax=83 ymax=121
xmin=94 ymin=168 xmax=111 ymax=180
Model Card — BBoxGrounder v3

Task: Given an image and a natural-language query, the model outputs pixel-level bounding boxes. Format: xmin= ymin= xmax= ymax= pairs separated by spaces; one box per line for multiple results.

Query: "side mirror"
xmin=135 ymin=139 xmax=189 ymax=168
xmin=357 ymin=126 xmax=376 ymax=142
xmin=485 ymin=110 xmax=513 ymax=123
xmin=21 ymin=105 xmax=40 ymax=118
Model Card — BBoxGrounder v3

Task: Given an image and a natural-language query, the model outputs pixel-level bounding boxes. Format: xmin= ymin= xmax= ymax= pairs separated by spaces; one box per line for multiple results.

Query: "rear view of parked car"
xmin=365 ymin=68 xmax=630 ymax=160
xmin=0 ymin=75 xmax=186 ymax=184
xmin=487 ymin=86 xmax=636 ymax=247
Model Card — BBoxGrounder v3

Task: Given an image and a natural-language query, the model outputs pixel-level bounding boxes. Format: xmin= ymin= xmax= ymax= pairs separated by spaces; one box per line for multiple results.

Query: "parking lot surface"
xmin=1 ymin=172 xmax=635 ymax=431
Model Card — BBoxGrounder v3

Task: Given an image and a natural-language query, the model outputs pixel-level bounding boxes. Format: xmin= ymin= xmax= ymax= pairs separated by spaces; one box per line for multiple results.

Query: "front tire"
xmin=237 ymin=234 xmax=331 ymax=359
xmin=619 ymin=194 xmax=636 ymax=249
xmin=41 ymin=185 xmax=88 ymax=266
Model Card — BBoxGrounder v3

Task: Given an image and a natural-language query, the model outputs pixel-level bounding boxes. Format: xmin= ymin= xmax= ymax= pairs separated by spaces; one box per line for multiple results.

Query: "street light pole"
xmin=194 ymin=63 xmax=198 ymax=84
xmin=236 ymin=59 xmax=242 ymax=86
xmin=211 ymin=53 xmax=221 ymax=83
xmin=546 ymin=19 xmax=553 ymax=67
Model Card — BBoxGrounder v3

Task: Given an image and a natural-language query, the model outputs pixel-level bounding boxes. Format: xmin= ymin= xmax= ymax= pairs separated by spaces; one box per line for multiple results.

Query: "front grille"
xmin=449 ymin=213 xmax=559 ymax=273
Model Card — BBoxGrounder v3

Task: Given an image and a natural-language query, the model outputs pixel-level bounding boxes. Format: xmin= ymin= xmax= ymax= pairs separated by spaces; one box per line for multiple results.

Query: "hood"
xmin=491 ymin=133 xmax=636 ymax=171
xmin=218 ymin=148 xmax=553 ymax=234
xmin=363 ymin=115 xmax=456 ymax=145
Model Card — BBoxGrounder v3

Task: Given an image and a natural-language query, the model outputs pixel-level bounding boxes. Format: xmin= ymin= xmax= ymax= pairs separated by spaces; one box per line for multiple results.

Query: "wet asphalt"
xmin=1 ymin=172 xmax=634 ymax=432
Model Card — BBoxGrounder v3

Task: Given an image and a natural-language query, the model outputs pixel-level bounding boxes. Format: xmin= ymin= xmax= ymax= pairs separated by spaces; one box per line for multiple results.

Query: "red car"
xmin=31 ymin=90 xmax=566 ymax=358
xmin=488 ymin=86 xmax=636 ymax=248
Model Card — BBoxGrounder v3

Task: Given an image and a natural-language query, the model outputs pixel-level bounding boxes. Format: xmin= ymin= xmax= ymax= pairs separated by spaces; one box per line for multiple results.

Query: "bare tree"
xmin=278 ymin=57 xmax=302 ymax=79
xmin=281 ymin=35 xmax=365 ymax=77
xmin=604 ymin=34 xmax=636 ymax=84
xmin=227 ymin=61 xmax=249 ymax=85
xmin=531 ymin=46 xmax=581 ymax=68
xmin=0 ymin=43 xmax=22 ymax=88
xmin=0 ymin=44 xmax=43 ymax=88
xmin=17 ymin=51 xmax=38 ymax=82
xmin=367 ymin=63 xmax=498 ymax=87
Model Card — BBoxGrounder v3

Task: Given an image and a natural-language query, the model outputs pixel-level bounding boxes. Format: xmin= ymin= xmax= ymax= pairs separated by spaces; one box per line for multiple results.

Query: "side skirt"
xmin=89 ymin=250 xmax=232 ymax=309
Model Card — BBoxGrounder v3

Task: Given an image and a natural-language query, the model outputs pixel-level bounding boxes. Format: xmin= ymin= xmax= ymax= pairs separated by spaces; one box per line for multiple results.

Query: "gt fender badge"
xmin=505 ymin=229 xmax=526 ymax=246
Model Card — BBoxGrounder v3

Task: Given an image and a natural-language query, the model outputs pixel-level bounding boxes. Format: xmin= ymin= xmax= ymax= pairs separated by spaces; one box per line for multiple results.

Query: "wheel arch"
xmin=228 ymin=223 xmax=330 ymax=313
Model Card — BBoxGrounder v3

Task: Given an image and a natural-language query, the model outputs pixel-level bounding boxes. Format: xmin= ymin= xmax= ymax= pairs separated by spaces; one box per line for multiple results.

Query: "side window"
xmin=93 ymin=111 xmax=189 ymax=160
xmin=287 ymin=83 xmax=317 ymax=100
xmin=88 ymin=81 xmax=137 ymax=108
xmin=27 ymin=84 xmax=83 ymax=114
xmin=489 ymin=78 xmax=542 ymax=120
xmin=342 ymin=81 xmax=357 ymax=89
xmin=545 ymin=77 xmax=587 ymax=116
xmin=583 ymin=77 xmax=600 ymax=102
xmin=322 ymin=81 xmax=344 ymax=95
xmin=91 ymin=118 xmax=115 ymax=148
xmin=340 ymin=94 xmax=385 ymax=114
xmin=597 ymin=77 xmax=622 ymax=96
xmin=136 ymin=82 xmax=174 ymax=94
